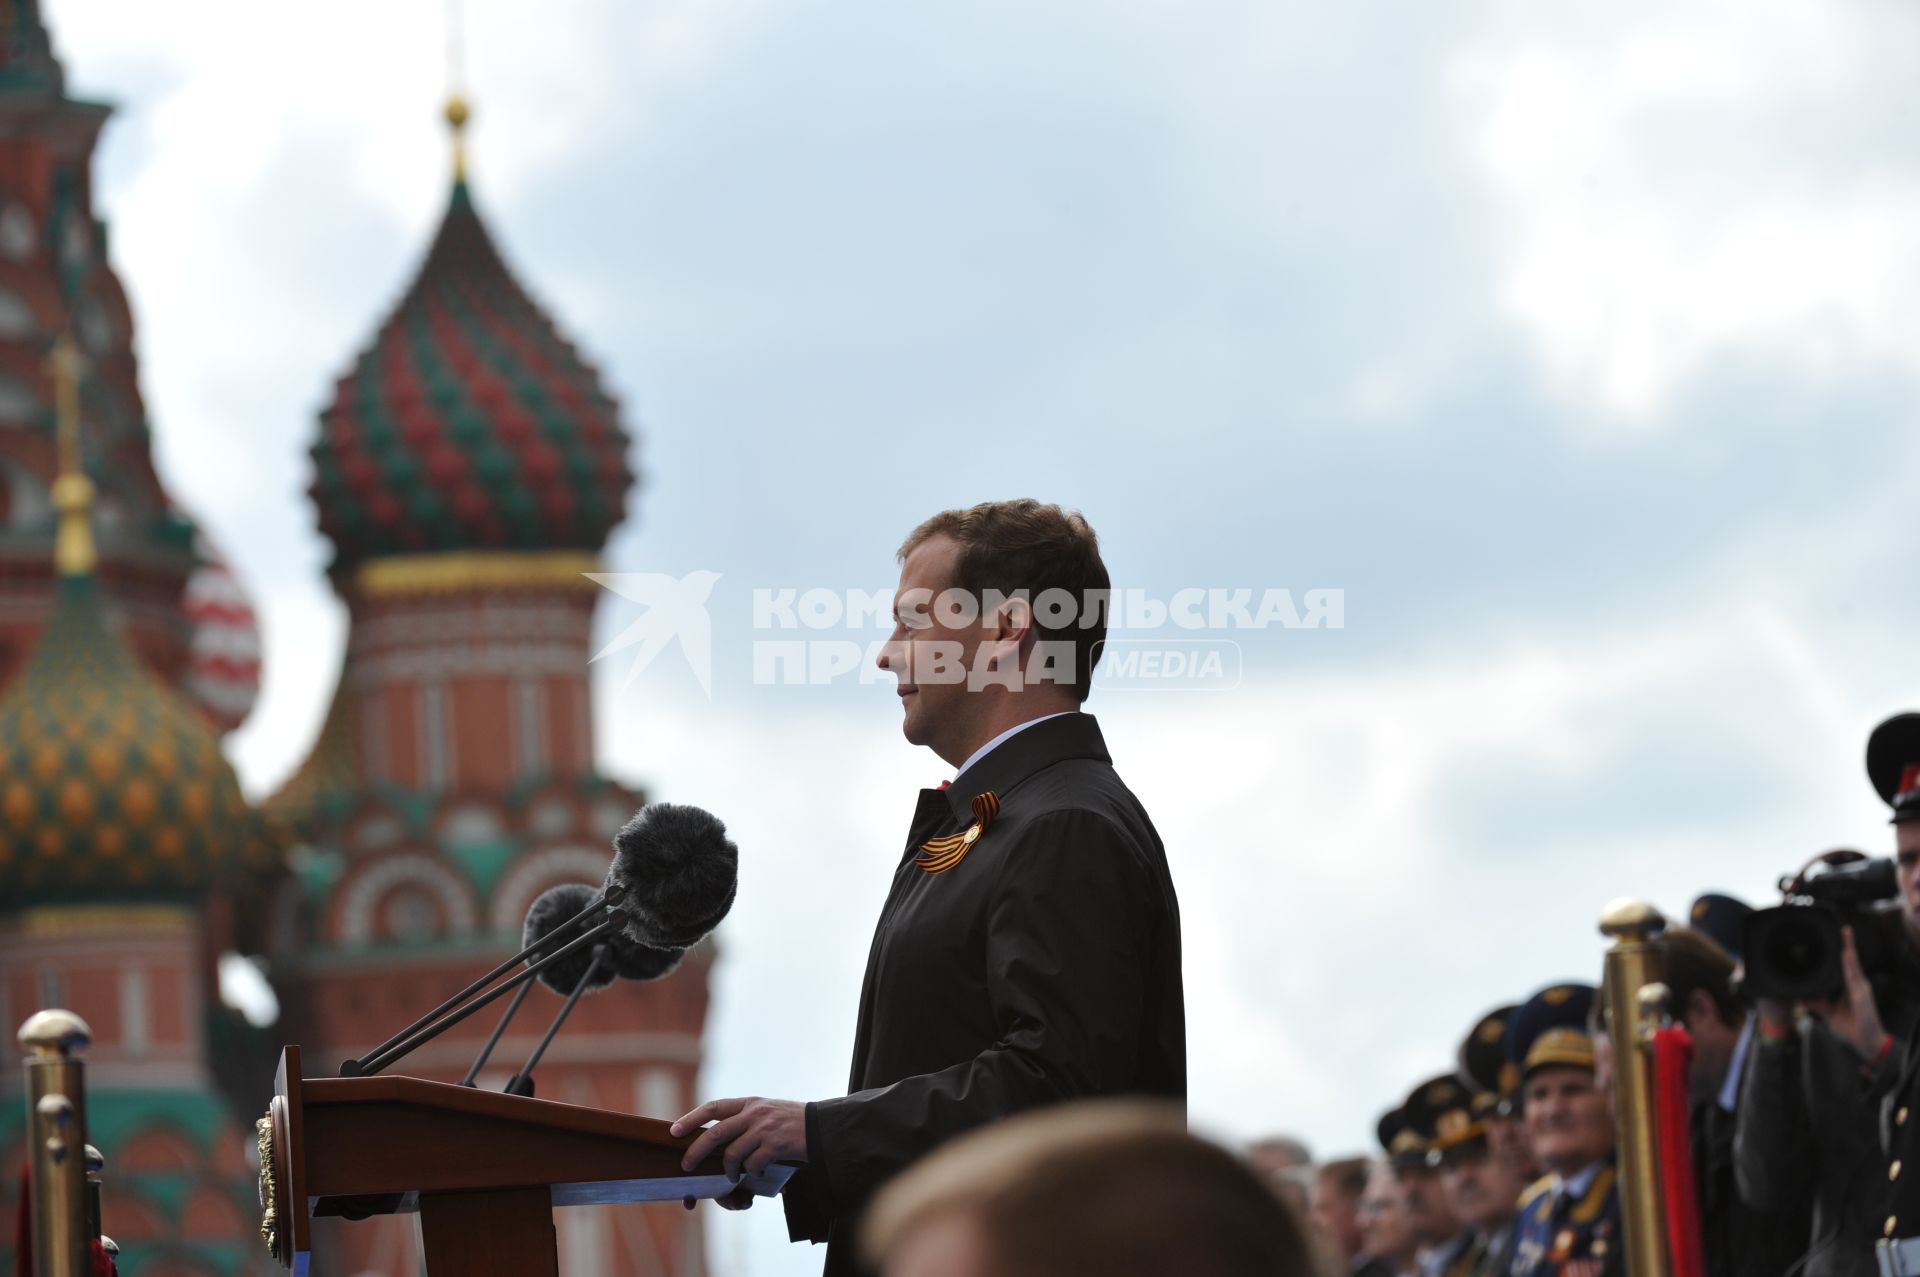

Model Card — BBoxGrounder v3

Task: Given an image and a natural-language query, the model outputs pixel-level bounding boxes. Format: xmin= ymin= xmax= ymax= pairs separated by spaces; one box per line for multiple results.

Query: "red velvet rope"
xmin=14 ymin=1163 xmax=117 ymax=1277
xmin=1653 ymin=1024 xmax=1708 ymax=1277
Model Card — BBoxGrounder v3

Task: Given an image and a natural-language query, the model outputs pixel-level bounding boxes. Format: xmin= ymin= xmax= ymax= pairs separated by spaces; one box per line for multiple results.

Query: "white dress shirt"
xmin=953 ymin=711 xmax=1076 ymax=779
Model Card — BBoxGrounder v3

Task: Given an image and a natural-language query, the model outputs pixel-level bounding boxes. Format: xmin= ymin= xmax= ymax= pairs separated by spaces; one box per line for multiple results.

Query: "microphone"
xmin=462 ymin=883 xmax=605 ymax=1086
xmin=352 ymin=903 xmax=627 ymax=1076
xmin=343 ymin=882 xmax=623 ymax=1077
xmin=524 ymin=883 xmax=622 ymax=996
xmin=498 ymin=883 xmax=690 ymax=1096
xmin=347 ymin=802 xmax=731 ymax=1080
xmin=525 ymin=882 xmax=691 ymax=994
xmin=606 ymin=803 xmax=739 ymax=949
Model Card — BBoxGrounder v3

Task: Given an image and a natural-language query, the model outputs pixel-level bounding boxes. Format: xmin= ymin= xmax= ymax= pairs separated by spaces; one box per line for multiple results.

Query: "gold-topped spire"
xmin=445 ymin=93 xmax=471 ymax=183
xmin=45 ymin=332 xmax=94 ymax=578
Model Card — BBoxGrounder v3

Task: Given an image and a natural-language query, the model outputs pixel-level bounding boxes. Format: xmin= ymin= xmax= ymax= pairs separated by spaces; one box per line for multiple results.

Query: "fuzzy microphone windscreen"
xmin=605 ymin=803 xmax=739 ymax=948
xmin=604 ymin=935 xmax=689 ymax=982
xmin=521 ymin=883 xmax=618 ymax=995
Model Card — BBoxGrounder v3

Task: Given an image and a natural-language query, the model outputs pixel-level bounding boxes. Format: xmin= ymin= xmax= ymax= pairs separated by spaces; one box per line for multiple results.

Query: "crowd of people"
xmin=1228 ymin=710 xmax=1920 ymax=1277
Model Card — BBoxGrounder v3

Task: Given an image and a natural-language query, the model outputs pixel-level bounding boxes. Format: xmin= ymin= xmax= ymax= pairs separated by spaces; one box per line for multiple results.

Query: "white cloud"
xmin=1453 ymin=0 xmax=1920 ymax=420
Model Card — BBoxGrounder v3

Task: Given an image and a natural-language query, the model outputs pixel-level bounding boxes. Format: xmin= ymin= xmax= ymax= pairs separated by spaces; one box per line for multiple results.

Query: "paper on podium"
xmin=552 ymin=1162 xmax=798 ymax=1206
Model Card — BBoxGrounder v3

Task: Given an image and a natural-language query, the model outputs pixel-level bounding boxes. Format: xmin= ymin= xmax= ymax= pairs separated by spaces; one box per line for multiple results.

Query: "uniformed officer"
xmin=1861 ymin=713 xmax=1920 ymax=1276
xmin=1505 ymin=983 xmax=1622 ymax=1277
xmin=1390 ymin=1075 xmax=1480 ymax=1277
xmin=1460 ymin=1003 xmax=1537 ymax=1185
xmin=1432 ymin=1005 xmax=1530 ymax=1277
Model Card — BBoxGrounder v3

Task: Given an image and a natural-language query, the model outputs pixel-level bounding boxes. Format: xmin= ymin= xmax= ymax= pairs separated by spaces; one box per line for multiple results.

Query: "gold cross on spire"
xmin=446 ymin=94 xmax=471 ymax=183
xmin=46 ymin=332 xmax=95 ymax=577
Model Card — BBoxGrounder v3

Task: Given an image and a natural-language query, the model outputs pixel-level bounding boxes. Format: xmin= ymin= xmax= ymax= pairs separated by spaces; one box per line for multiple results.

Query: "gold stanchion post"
xmin=1600 ymin=899 xmax=1673 ymax=1277
xmin=19 ymin=1009 xmax=93 ymax=1277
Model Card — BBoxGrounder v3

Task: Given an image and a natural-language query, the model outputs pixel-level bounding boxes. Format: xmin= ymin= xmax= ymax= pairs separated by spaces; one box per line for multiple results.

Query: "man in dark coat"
xmin=1649 ymin=925 xmax=1809 ymax=1277
xmin=1736 ymin=1001 xmax=1886 ymax=1277
xmin=671 ymin=501 xmax=1185 ymax=1276
xmin=1854 ymin=714 xmax=1920 ymax=1276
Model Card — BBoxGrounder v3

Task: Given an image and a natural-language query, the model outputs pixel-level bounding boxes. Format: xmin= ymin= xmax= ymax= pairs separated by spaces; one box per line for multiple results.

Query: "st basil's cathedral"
xmin=0 ymin=3 xmax=714 ymax=1276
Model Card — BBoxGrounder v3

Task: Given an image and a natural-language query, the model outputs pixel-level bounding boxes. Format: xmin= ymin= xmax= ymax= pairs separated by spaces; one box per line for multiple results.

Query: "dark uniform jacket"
xmin=1507 ymin=1161 xmax=1623 ymax=1277
xmin=781 ymin=713 xmax=1186 ymax=1275
xmin=1474 ymin=1215 xmax=1520 ymax=1277
xmin=1740 ymin=920 xmax=1920 ymax=1277
xmin=1694 ymin=1078 xmax=1809 ymax=1277
xmin=1736 ymin=1019 xmax=1875 ymax=1277
xmin=1428 ymin=1230 xmax=1483 ymax=1277
xmin=1873 ymin=1001 xmax=1920 ymax=1258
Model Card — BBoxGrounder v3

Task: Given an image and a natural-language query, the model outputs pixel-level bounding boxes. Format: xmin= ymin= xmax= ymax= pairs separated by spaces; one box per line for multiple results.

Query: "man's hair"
xmin=898 ymin=499 xmax=1109 ymax=701
xmin=1248 ymin=1134 xmax=1314 ymax=1168
xmin=861 ymin=1101 xmax=1319 ymax=1277
xmin=1657 ymin=925 xmax=1742 ymax=1027
xmin=1316 ymin=1155 xmax=1373 ymax=1202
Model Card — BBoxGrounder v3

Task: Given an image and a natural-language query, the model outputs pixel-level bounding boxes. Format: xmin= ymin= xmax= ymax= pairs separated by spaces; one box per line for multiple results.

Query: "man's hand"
xmin=1805 ymin=926 xmax=1890 ymax=1063
xmin=672 ymin=1097 xmax=809 ymax=1178
xmin=682 ymin=1186 xmax=756 ymax=1213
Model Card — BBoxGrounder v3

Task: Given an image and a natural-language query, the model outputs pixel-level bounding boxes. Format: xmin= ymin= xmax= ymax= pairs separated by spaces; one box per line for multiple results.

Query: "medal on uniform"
xmin=916 ymin=791 xmax=999 ymax=874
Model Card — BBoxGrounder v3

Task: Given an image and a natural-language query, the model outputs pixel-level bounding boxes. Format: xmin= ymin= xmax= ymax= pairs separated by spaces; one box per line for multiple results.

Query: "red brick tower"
xmin=0 ymin=0 xmax=205 ymax=693
xmin=265 ymin=97 xmax=710 ymax=1277
xmin=0 ymin=335 xmax=281 ymax=1277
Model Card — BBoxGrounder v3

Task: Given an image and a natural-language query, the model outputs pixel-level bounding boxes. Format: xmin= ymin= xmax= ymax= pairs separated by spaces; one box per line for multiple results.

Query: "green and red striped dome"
xmin=310 ymin=180 xmax=635 ymax=568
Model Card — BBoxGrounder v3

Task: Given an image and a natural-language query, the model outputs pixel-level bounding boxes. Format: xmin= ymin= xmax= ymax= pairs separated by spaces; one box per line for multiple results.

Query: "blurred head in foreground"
xmin=861 ymin=1101 xmax=1321 ymax=1277
xmin=1249 ymin=1134 xmax=1317 ymax=1217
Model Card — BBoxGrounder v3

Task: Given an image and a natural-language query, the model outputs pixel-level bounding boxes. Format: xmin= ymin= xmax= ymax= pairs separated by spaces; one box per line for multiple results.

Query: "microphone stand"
xmin=503 ymin=945 xmax=609 ymax=1098
xmin=341 ymin=886 xmax=622 ymax=1077
xmin=353 ymin=910 xmax=627 ymax=1077
xmin=460 ymin=979 xmax=535 ymax=1087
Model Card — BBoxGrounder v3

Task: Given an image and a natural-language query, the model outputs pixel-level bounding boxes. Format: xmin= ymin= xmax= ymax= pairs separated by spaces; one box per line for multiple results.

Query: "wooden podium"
xmin=259 ymin=1045 xmax=794 ymax=1276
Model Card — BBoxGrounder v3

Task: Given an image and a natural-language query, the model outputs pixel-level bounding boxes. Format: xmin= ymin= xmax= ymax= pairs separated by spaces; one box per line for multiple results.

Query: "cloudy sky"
xmin=50 ymin=0 xmax=1920 ymax=1271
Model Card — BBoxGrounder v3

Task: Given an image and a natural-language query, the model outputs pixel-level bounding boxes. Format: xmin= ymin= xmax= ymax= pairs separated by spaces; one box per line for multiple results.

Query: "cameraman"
xmin=1738 ymin=715 xmax=1920 ymax=1277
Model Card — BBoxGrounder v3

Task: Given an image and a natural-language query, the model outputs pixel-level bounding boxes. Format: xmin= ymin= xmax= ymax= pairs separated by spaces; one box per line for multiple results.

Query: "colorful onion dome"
xmin=0 ymin=573 xmax=274 ymax=904
xmin=309 ymin=135 xmax=636 ymax=571
xmin=181 ymin=531 xmax=262 ymax=734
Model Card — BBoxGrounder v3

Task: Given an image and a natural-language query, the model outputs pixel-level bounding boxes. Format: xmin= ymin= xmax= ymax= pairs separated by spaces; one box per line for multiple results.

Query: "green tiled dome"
xmin=0 ymin=575 xmax=274 ymax=903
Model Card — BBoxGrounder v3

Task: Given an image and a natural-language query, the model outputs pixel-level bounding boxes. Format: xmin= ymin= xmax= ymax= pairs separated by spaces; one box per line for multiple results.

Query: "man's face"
xmin=878 ymin=536 xmax=988 ymax=763
xmin=1488 ymin=1113 xmax=1538 ymax=1183
xmin=1395 ymin=1164 xmax=1459 ymax=1244
xmin=1897 ymin=822 xmax=1920 ymax=930
xmin=1679 ymin=992 xmax=1739 ymax=1103
xmin=1358 ymin=1165 xmax=1415 ymax=1263
xmin=1441 ymin=1144 xmax=1530 ymax=1229
xmin=1524 ymin=1066 xmax=1614 ymax=1176
xmin=1309 ymin=1176 xmax=1365 ymax=1264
